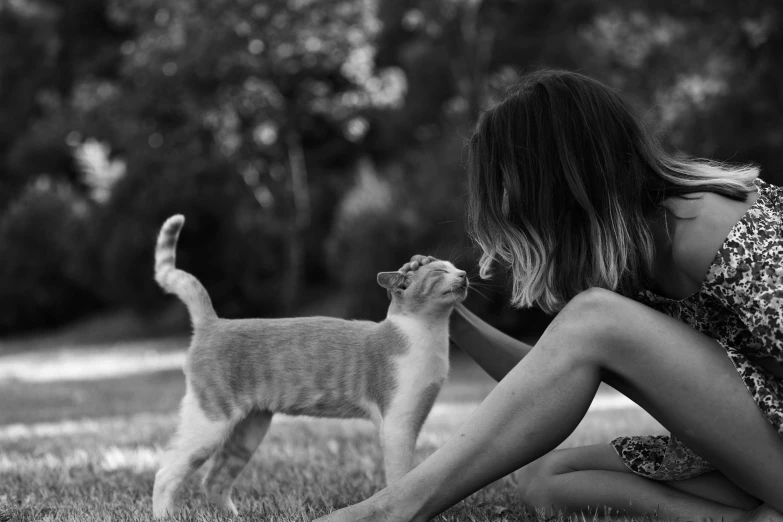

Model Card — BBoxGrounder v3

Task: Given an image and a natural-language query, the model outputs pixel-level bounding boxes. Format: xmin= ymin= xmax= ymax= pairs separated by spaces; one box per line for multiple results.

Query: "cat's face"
xmin=376 ymin=260 xmax=468 ymax=314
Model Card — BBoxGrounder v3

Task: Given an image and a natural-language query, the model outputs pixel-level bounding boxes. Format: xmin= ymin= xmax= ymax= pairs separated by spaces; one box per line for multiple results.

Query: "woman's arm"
xmin=399 ymin=254 xmax=534 ymax=381
xmin=450 ymin=302 xmax=533 ymax=381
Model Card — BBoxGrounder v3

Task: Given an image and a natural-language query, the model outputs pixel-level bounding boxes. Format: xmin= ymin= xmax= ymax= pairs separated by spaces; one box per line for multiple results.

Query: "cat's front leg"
xmin=379 ymin=380 xmax=444 ymax=485
xmin=380 ymin=421 xmax=417 ymax=485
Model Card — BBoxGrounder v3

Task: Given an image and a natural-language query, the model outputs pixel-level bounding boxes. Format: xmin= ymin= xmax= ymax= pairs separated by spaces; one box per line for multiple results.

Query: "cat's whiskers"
xmin=449 ymin=286 xmax=461 ymax=304
xmin=466 ymin=278 xmax=495 ymax=292
xmin=466 ymin=272 xmax=504 ymax=291
xmin=466 ymin=279 xmax=492 ymax=289
xmin=449 ymin=249 xmax=467 ymax=265
xmin=467 ymin=286 xmax=492 ymax=302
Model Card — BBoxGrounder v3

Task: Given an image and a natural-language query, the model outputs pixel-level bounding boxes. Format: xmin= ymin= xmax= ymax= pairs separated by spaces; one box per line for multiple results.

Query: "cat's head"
xmin=376 ymin=260 xmax=468 ymax=316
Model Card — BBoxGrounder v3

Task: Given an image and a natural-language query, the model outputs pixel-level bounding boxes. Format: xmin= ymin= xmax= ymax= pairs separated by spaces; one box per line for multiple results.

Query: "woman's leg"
xmin=315 ymin=288 xmax=783 ymax=522
xmin=516 ymin=444 xmax=760 ymax=516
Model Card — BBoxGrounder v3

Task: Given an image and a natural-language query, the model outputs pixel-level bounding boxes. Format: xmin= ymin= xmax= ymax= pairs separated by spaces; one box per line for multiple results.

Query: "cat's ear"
xmin=377 ymin=272 xmax=408 ymax=293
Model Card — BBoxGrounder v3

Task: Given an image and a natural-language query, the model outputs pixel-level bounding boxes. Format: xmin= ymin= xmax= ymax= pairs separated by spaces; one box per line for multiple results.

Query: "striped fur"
xmin=151 ymin=215 xmax=469 ymax=519
xmin=154 ymin=215 xmax=217 ymax=327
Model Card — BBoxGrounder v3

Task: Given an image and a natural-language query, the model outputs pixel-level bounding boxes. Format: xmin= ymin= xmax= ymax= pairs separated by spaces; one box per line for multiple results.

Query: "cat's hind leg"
xmin=201 ymin=409 xmax=273 ymax=516
xmin=152 ymin=392 xmax=232 ymax=519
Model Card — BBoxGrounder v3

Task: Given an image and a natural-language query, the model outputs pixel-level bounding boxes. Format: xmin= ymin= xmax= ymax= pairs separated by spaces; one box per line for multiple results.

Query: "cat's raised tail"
xmin=155 ymin=215 xmax=218 ymax=327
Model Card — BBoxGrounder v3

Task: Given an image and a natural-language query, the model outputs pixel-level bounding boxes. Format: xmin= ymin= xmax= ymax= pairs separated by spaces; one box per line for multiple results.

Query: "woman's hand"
xmin=399 ymin=255 xmax=437 ymax=273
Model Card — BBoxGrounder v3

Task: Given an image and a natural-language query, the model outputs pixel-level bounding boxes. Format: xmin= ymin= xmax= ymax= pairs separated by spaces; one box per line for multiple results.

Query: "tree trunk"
xmin=456 ymin=0 xmax=495 ymax=121
xmin=234 ymin=130 xmax=310 ymax=316
xmin=280 ymin=129 xmax=310 ymax=315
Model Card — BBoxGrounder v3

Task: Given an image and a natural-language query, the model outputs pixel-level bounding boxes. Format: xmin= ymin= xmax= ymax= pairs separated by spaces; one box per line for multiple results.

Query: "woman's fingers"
xmin=402 ymin=261 xmax=420 ymax=272
xmin=400 ymin=255 xmax=436 ymax=273
xmin=409 ymin=254 xmax=434 ymax=264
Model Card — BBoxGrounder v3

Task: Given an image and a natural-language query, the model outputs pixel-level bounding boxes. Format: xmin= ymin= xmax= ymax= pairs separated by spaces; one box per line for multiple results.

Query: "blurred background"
xmin=1 ymin=0 xmax=782 ymax=342
xmin=3 ymin=4 xmax=781 ymax=516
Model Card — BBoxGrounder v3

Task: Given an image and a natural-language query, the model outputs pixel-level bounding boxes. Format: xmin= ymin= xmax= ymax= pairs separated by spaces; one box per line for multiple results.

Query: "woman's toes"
xmin=746 ymin=503 xmax=783 ymax=522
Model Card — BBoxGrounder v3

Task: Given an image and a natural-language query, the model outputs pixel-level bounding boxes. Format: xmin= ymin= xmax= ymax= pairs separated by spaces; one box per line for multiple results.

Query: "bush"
xmin=93 ymin=158 xmax=290 ymax=319
xmin=326 ymin=166 xmax=420 ymax=320
xmin=0 ymin=180 xmax=102 ymax=335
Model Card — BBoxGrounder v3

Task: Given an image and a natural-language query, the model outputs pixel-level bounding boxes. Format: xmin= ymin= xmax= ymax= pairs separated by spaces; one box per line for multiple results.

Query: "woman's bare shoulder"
xmin=669 ymin=189 xmax=760 ymax=287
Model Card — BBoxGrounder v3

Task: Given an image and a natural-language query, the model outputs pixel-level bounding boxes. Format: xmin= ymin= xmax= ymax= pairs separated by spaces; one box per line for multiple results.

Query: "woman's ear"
xmin=377 ymin=272 xmax=408 ymax=293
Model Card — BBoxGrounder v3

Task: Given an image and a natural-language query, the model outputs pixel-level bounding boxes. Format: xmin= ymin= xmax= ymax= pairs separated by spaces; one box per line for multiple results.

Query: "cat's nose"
xmin=456 ymin=271 xmax=466 ymax=279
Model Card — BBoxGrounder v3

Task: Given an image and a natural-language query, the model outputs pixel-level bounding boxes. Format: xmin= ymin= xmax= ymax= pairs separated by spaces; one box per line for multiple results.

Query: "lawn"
xmin=0 ymin=329 xmax=666 ymax=522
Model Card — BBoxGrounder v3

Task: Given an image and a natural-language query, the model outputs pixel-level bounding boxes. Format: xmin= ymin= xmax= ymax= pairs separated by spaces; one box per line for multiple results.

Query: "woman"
xmin=316 ymin=70 xmax=783 ymax=521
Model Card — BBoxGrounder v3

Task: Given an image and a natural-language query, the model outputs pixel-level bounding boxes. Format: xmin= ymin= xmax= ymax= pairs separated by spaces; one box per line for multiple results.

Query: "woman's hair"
xmin=467 ymin=69 xmax=758 ymax=314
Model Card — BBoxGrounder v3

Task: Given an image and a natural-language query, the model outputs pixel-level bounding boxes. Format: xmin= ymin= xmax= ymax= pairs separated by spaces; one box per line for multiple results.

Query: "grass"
xmin=0 ymin=332 xmax=666 ymax=522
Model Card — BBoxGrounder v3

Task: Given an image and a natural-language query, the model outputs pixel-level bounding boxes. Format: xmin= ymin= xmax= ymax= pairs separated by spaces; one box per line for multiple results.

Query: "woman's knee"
xmin=539 ymin=287 xmax=626 ymax=361
xmin=519 ymin=445 xmax=627 ymax=510
xmin=517 ymin=452 xmax=570 ymax=508
xmin=560 ymin=287 xmax=630 ymax=328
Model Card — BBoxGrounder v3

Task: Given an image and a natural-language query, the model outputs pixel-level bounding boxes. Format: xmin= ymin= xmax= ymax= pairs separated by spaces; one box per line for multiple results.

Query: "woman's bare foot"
xmin=313 ymin=501 xmax=390 ymax=522
xmin=313 ymin=488 xmax=424 ymax=522
xmin=745 ymin=504 xmax=783 ymax=522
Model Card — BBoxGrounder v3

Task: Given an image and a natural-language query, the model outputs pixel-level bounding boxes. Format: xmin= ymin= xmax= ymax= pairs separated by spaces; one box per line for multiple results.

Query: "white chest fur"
xmin=386 ymin=315 xmax=450 ymax=408
xmin=375 ymin=314 xmax=451 ymax=483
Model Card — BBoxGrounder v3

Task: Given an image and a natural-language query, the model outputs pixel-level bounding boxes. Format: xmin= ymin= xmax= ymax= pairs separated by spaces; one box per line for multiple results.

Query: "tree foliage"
xmin=1 ymin=0 xmax=781 ymax=336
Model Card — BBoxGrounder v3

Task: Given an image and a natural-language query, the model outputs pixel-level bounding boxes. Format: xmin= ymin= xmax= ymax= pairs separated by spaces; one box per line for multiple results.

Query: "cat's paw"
xmin=151 ymin=502 xmax=174 ymax=520
xmin=205 ymin=494 xmax=238 ymax=517
xmin=152 ymin=484 xmax=174 ymax=519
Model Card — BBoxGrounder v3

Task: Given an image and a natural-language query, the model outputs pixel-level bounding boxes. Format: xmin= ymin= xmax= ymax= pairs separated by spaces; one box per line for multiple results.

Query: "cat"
xmin=151 ymin=215 xmax=468 ymax=518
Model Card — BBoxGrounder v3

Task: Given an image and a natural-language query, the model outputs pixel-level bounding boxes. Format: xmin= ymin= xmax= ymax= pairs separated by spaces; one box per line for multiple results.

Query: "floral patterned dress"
xmin=610 ymin=177 xmax=783 ymax=480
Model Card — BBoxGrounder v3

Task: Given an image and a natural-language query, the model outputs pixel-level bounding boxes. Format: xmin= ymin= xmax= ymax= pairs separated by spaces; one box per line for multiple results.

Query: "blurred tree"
xmin=64 ymin=0 xmax=408 ymax=315
xmin=0 ymin=179 xmax=101 ymax=335
xmin=331 ymin=0 xmax=602 ymax=331
xmin=0 ymin=0 xmax=131 ymax=210
xmin=579 ymin=0 xmax=783 ymax=183
xmin=1 ymin=0 xmax=782 ymax=337
xmin=0 ymin=4 xmax=59 ymax=211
